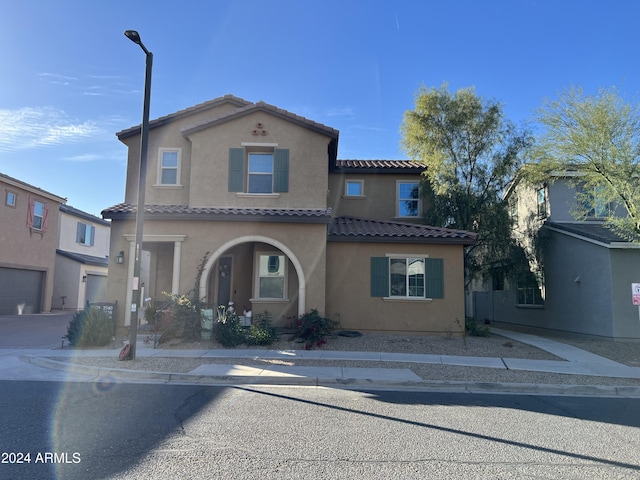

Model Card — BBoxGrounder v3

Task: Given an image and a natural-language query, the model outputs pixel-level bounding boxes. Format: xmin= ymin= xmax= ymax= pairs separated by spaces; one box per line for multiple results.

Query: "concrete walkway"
xmin=1 ymin=327 xmax=639 ymax=396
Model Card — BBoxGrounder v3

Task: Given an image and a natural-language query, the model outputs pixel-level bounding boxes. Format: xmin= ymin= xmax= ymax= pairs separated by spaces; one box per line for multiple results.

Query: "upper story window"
xmin=5 ymin=190 xmax=16 ymax=207
xmin=397 ymin=181 xmax=420 ymax=217
xmin=509 ymin=196 xmax=518 ymax=225
xmin=76 ymin=222 xmax=95 ymax=246
xmin=344 ymin=180 xmax=364 ymax=197
xmin=537 ymin=186 xmax=547 ymax=218
xmin=229 ymin=147 xmax=289 ymax=194
xmin=157 ymin=149 xmax=181 ymax=186
xmin=248 ymin=153 xmax=274 ymax=193
xmin=27 ymin=198 xmax=48 ymax=231
xmin=580 ymin=185 xmax=610 ymax=218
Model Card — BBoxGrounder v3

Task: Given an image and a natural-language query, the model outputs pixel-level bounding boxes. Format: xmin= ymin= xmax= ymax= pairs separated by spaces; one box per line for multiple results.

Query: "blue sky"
xmin=0 ymin=0 xmax=638 ymax=217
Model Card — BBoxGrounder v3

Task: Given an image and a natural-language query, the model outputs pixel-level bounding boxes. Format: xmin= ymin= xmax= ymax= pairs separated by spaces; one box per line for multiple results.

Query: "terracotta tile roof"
xmin=336 ymin=159 xmax=424 ymax=169
xmin=101 ymin=204 xmax=333 ymax=223
xmin=116 ymin=94 xmax=339 ymax=140
xmin=182 ymin=100 xmax=339 ymax=138
xmin=116 ymin=94 xmax=252 ymax=139
xmin=328 ymin=216 xmax=477 ymax=245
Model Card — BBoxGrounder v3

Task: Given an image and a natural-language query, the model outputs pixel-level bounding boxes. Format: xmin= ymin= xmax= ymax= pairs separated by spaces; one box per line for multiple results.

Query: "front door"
xmin=216 ymin=256 xmax=232 ymax=309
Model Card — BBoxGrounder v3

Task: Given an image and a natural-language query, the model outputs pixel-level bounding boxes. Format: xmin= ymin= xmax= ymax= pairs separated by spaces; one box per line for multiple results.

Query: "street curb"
xmin=23 ymin=356 xmax=640 ymax=397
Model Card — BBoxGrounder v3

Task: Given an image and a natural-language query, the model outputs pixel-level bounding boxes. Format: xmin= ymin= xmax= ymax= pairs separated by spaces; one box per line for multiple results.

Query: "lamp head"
xmin=124 ymin=30 xmax=142 ymax=45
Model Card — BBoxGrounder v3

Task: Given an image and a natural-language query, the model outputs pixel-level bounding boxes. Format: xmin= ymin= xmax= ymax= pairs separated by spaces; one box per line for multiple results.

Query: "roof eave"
xmin=116 ymin=95 xmax=251 ymax=140
xmin=327 ymin=235 xmax=477 ymax=245
xmin=102 ymin=210 xmax=332 ymax=224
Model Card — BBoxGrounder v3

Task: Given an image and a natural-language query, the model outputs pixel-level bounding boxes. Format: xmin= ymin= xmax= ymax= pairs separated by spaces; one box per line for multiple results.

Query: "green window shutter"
xmin=273 ymin=148 xmax=289 ymax=193
xmin=228 ymin=148 xmax=245 ymax=192
xmin=90 ymin=225 xmax=95 ymax=246
xmin=425 ymin=258 xmax=444 ymax=299
xmin=76 ymin=222 xmax=83 ymax=243
xmin=370 ymin=257 xmax=389 ymax=297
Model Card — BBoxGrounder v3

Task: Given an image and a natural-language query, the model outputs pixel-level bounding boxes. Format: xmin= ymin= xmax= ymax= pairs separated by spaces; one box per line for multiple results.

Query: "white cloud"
xmin=325 ymin=106 xmax=356 ymax=117
xmin=38 ymin=72 xmax=78 ymax=82
xmin=0 ymin=107 xmax=102 ymax=152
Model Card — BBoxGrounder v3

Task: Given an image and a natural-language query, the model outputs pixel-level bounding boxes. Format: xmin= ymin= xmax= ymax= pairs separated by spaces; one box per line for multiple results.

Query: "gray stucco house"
xmin=474 ymin=172 xmax=640 ymax=340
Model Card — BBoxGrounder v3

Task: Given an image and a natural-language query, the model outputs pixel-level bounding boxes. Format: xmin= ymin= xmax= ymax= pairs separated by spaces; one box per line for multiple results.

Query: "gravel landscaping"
xmin=50 ymin=328 xmax=640 ymax=387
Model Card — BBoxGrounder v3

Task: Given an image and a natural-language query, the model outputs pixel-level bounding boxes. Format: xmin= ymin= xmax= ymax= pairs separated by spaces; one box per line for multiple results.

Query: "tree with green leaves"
xmin=530 ymin=85 xmax=640 ymax=241
xmin=401 ymin=84 xmax=532 ymax=283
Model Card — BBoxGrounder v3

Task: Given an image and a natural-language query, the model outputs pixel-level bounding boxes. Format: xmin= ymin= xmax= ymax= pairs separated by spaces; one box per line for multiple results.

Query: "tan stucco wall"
xmin=107 ymin=218 xmax=327 ymax=333
xmin=0 ymin=179 xmax=62 ymax=313
xmin=326 ymin=241 xmax=466 ymax=335
xmin=328 ymin=172 xmax=424 ymax=221
xmin=120 ymin=102 xmax=241 ymax=206
xmin=186 ymin=112 xmax=330 ymax=209
xmin=120 ymin=107 xmax=332 ymax=210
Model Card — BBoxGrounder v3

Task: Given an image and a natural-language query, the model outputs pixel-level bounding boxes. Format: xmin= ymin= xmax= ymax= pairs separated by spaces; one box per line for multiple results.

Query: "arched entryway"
xmin=199 ymin=235 xmax=306 ymax=318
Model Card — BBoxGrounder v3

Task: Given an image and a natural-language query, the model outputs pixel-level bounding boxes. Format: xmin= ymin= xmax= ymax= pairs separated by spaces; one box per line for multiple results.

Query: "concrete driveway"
xmin=0 ymin=312 xmax=74 ymax=348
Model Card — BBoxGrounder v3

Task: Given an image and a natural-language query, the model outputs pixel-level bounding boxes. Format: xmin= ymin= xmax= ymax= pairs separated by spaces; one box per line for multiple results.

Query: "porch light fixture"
xmin=125 ymin=29 xmax=153 ymax=360
xmin=116 ymin=251 xmax=125 ymax=264
xmin=82 ymin=275 xmax=87 ymax=283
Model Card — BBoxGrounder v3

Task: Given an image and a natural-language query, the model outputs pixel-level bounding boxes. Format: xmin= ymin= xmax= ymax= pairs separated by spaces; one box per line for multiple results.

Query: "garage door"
xmin=85 ymin=274 xmax=107 ymax=304
xmin=0 ymin=267 xmax=44 ymax=315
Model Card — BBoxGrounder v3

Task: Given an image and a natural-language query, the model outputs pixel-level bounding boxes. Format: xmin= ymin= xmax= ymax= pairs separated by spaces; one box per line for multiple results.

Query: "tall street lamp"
xmin=124 ymin=30 xmax=153 ymax=359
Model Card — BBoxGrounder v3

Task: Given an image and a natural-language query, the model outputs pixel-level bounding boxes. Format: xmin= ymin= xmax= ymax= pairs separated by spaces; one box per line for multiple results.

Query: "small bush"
xmin=246 ymin=311 xmax=277 ymax=346
xmin=66 ymin=308 xmax=114 ymax=347
xmin=465 ymin=317 xmax=490 ymax=337
xmin=215 ymin=306 xmax=246 ymax=347
xmin=158 ymin=293 xmax=201 ymax=341
xmin=295 ymin=309 xmax=337 ymax=349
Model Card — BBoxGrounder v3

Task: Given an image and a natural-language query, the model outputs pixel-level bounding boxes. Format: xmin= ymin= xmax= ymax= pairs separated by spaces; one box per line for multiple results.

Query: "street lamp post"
xmin=124 ymin=30 xmax=153 ymax=360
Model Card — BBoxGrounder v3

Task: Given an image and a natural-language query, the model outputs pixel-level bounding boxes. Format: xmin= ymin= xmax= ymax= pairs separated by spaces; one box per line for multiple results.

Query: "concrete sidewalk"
xmin=1 ymin=327 xmax=639 ymax=396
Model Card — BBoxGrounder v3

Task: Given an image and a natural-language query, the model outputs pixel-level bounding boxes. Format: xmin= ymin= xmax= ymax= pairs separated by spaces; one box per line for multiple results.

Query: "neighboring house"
xmin=102 ymin=95 xmax=477 ymax=336
xmin=474 ymin=171 xmax=640 ymax=340
xmin=52 ymin=204 xmax=111 ymax=311
xmin=0 ymin=172 xmax=66 ymax=314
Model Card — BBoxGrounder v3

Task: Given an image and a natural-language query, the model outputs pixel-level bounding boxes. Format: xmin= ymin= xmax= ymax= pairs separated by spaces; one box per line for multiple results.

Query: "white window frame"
xmin=252 ymin=252 xmax=288 ymax=301
xmin=5 ymin=190 xmax=16 ymax=207
xmin=516 ymin=269 xmax=545 ymax=307
xmin=32 ymin=200 xmax=45 ymax=230
xmin=156 ymin=148 xmax=182 ymax=186
xmin=247 ymin=152 xmax=274 ymax=194
xmin=344 ymin=179 xmax=364 ymax=197
xmin=77 ymin=222 xmax=93 ymax=246
xmin=536 ymin=186 xmax=547 ymax=218
xmin=396 ymin=180 xmax=421 ymax=218
xmin=389 ymin=257 xmax=426 ymax=298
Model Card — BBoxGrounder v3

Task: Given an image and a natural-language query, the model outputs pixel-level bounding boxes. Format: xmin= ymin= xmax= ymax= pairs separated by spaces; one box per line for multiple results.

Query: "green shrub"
xmin=246 ymin=311 xmax=277 ymax=346
xmin=465 ymin=317 xmax=490 ymax=337
xmin=215 ymin=306 xmax=246 ymax=347
xmin=158 ymin=293 xmax=201 ymax=341
xmin=295 ymin=309 xmax=337 ymax=349
xmin=66 ymin=308 xmax=114 ymax=347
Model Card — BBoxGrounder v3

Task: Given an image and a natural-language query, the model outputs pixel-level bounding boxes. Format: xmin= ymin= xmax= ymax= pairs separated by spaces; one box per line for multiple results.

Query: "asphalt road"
xmin=0 ymin=313 xmax=73 ymax=349
xmin=1 ymin=381 xmax=639 ymax=479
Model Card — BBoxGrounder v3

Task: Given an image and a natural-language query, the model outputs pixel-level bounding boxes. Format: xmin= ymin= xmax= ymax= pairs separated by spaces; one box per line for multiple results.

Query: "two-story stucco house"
xmin=103 ymin=95 xmax=476 ymax=337
xmin=52 ymin=204 xmax=111 ymax=311
xmin=0 ymin=172 xmax=66 ymax=314
xmin=474 ymin=171 xmax=640 ymax=340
